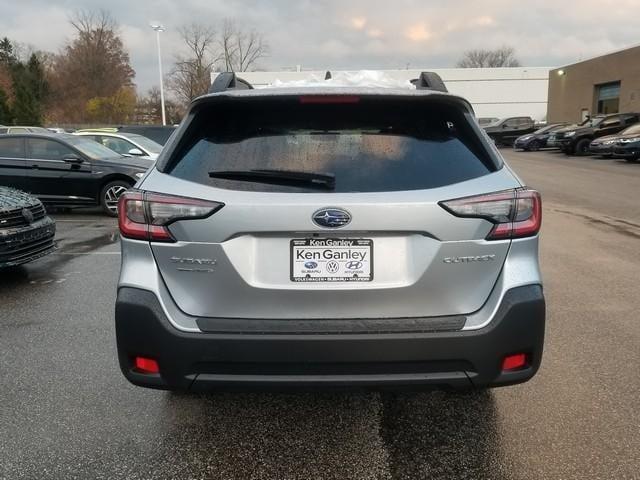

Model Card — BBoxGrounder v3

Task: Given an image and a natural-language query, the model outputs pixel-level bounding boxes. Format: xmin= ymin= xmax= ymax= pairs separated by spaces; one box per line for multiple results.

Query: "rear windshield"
xmin=166 ymin=98 xmax=496 ymax=193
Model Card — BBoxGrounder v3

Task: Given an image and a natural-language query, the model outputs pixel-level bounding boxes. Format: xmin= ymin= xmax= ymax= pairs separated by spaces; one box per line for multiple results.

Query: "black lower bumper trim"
xmin=115 ymin=285 xmax=545 ymax=391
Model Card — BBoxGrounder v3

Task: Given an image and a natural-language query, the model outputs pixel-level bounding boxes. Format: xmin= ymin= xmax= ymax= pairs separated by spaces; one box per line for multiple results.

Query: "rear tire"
xmin=100 ymin=180 xmax=131 ymax=217
xmin=574 ymin=138 xmax=591 ymax=156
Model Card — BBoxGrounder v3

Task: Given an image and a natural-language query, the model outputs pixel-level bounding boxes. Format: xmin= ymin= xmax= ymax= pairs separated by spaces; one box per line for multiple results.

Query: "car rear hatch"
xmin=133 ymin=91 xmax=524 ymax=320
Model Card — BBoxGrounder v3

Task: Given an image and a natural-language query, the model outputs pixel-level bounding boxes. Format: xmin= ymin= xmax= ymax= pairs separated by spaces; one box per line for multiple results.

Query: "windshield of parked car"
xmin=579 ymin=117 xmax=605 ymax=127
xmin=484 ymin=119 xmax=502 ymax=127
xmin=120 ymin=133 xmax=163 ymax=154
xmin=478 ymin=117 xmax=499 ymax=127
xmin=534 ymin=124 xmax=564 ymax=134
xmin=67 ymin=136 xmax=122 ymax=160
xmin=622 ymin=124 xmax=640 ymax=135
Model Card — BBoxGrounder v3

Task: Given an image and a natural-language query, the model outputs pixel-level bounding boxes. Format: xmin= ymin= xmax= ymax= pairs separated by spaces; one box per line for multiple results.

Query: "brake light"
xmin=118 ymin=191 xmax=224 ymax=242
xmin=299 ymin=95 xmax=360 ymax=104
xmin=440 ymin=188 xmax=541 ymax=240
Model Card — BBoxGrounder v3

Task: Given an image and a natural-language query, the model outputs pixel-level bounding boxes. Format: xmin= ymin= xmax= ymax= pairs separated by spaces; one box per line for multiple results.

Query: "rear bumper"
xmin=115 ymin=285 xmax=545 ymax=391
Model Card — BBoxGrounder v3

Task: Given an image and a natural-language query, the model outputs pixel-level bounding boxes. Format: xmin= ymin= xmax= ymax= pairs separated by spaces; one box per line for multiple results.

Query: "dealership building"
xmin=547 ymin=45 xmax=640 ymax=123
xmin=227 ymin=67 xmax=551 ymax=121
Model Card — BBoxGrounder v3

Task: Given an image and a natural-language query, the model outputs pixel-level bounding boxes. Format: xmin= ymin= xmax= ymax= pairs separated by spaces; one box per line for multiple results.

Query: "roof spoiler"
xmin=411 ymin=72 xmax=448 ymax=93
xmin=209 ymin=72 xmax=254 ymax=93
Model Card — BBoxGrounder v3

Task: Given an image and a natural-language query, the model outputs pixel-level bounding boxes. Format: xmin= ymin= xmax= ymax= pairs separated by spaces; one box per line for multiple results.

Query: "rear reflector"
xmin=299 ymin=95 xmax=360 ymax=104
xmin=134 ymin=356 xmax=159 ymax=374
xmin=439 ymin=188 xmax=541 ymax=240
xmin=118 ymin=191 xmax=224 ymax=242
xmin=502 ymin=353 xmax=528 ymax=372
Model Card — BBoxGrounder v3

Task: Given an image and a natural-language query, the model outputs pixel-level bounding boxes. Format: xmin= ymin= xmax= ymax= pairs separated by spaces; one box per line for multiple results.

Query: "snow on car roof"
xmin=267 ymin=70 xmax=415 ymax=90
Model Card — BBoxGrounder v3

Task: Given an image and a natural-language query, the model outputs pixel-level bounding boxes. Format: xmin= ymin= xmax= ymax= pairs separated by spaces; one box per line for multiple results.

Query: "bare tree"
xmin=220 ymin=20 xmax=269 ymax=72
xmin=136 ymin=86 xmax=183 ymax=124
xmin=167 ymin=20 xmax=269 ymax=106
xmin=167 ymin=24 xmax=220 ymax=105
xmin=456 ymin=46 xmax=521 ymax=68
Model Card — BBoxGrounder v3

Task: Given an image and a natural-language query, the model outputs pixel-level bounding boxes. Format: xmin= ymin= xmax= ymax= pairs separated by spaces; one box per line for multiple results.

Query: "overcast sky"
xmin=3 ymin=0 xmax=639 ymax=93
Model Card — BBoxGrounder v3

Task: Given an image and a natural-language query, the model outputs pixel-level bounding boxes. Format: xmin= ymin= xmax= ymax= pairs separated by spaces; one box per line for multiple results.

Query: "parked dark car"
xmin=513 ymin=123 xmax=568 ymax=151
xmin=483 ymin=117 xmax=536 ymax=146
xmin=0 ymin=186 xmax=56 ymax=268
xmin=589 ymin=123 xmax=640 ymax=158
xmin=549 ymin=113 xmax=639 ymax=156
xmin=0 ymin=133 xmax=151 ymax=216
xmin=612 ymin=126 xmax=640 ymax=162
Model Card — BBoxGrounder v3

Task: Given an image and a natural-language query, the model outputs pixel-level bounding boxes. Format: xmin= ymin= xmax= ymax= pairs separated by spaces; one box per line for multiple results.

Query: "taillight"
xmin=440 ymin=188 xmax=541 ymax=240
xmin=118 ymin=191 xmax=224 ymax=242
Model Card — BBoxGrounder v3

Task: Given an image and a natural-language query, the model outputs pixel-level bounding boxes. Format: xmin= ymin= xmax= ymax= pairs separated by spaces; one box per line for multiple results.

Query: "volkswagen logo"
xmin=21 ymin=208 xmax=34 ymax=224
xmin=312 ymin=208 xmax=351 ymax=228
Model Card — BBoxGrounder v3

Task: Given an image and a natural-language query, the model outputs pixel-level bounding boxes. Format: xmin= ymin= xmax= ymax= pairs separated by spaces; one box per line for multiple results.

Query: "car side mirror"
xmin=128 ymin=148 xmax=144 ymax=156
xmin=63 ymin=154 xmax=83 ymax=164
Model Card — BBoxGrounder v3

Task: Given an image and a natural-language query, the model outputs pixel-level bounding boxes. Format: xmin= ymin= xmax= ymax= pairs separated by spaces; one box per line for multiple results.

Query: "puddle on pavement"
xmin=57 ymin=231 xmax=120 ymax=254
xmin=0 ymin=231 xmax=120 ymax=292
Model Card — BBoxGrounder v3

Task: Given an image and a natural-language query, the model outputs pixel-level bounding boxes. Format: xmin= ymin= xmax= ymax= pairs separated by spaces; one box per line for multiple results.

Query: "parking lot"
xmin=1 ymin=149 xmax=639 ymax=479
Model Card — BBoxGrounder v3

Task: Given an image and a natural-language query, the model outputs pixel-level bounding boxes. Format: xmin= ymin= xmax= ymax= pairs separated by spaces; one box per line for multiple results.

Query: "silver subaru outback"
xmin=115 ymin=72 xmax=545 ymax=391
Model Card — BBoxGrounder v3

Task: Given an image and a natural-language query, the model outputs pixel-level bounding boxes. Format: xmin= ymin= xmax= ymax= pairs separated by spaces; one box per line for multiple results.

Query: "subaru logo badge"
xmin=312 ymin=208 xmax=351 ymax=228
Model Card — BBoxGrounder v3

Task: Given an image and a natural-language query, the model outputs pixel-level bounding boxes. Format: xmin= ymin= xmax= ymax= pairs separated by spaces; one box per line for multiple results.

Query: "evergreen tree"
xmin=11 ymin=54 xmax=47 ymax=125
xmin=0 ymin=87 xmax=11 ymax=124
xmin=0 ymin=37 xmax=17 ymax=66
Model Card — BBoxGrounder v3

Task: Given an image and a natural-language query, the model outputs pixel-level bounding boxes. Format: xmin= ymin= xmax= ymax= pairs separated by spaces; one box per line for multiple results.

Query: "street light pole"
xmin=151 ymin=23 xmax=166 ymax=126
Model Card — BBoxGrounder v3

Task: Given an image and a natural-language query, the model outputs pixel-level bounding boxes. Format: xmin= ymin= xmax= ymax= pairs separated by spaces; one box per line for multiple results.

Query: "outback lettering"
xmin=443 ymin=254 xmax=496 ymax=264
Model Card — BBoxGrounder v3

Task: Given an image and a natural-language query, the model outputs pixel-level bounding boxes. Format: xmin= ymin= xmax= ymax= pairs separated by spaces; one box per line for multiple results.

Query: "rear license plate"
xmin=290 ymin=238 xmax=373 ymax=282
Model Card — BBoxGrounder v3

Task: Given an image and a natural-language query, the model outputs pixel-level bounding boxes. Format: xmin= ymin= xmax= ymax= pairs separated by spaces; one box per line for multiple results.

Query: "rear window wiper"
xmin=208 ymin=169 xmax=335 ymax=190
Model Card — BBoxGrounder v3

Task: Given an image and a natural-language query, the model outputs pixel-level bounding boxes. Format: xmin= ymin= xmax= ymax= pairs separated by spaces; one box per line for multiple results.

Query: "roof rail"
xmin=208 ymin=72 xmax=254 ymax=94
xmin=411 ymin=71 xmax=448 ymax=93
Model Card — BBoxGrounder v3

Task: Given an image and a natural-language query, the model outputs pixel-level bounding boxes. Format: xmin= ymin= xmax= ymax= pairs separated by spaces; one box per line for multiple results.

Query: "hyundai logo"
xmin=312 ymin=208 xmax=351 ymax=228
xmin=304 ymin=261 xmax=318 ymax=269
xmin=345 ymin=261 xmax=362 ymax=270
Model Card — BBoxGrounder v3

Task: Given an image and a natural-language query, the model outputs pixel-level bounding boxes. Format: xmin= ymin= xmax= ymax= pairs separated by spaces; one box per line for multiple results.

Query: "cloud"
xmin=350 ymin=17 xmax=367 ymax=30
xmin=405 ymin=23 xmax=432 ymax=42
xmin=1 ymin=0 xmax=639 ymax=92
xmin=472 ymin=15 xmax=495 ymax=27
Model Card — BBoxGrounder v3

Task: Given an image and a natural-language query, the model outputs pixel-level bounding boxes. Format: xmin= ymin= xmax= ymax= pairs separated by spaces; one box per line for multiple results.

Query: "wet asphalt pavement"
xmin=1 ymin=150 xmax=639 ymax=479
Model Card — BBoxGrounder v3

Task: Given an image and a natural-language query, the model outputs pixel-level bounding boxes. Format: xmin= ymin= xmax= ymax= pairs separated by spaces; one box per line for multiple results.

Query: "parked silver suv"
xmin=115 ymin=72 xmax=545 ymax=391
